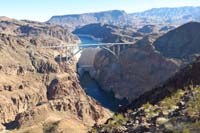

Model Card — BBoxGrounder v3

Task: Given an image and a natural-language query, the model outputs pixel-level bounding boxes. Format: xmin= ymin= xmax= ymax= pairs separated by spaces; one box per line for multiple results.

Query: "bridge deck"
xmin=41 ymin=42 xmax=135 ymax=48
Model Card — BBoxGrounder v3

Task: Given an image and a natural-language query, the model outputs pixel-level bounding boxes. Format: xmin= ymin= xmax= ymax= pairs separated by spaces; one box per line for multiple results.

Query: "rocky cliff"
xmin=92 ymin=58 xmax=200 ymax=132
xmin=0 ymin=18 xmax=111 ymax=132
xmin=93 ymin=36 xmax=179 ymax=101
xmin=93 ymin=22 xmax=200 ymax=102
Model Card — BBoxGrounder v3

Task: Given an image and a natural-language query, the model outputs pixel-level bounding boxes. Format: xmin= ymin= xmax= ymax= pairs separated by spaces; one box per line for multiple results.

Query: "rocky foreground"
xmin=91 ymin=54 xmax=200 ymax=133
xmin=0 ymin=17 xmax=112 ymax=132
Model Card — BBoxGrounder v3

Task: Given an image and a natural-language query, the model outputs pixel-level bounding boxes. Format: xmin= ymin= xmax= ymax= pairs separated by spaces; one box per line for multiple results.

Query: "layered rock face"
xmin=48 ymin=6 xmax=200 ymax=32
xmin=0 ymin=18 xmax=111 ymax=132
xmin=47 ymin=10 xmax=132 ymax=30
xmin=93 ymin=22 xmax=200 ymax=101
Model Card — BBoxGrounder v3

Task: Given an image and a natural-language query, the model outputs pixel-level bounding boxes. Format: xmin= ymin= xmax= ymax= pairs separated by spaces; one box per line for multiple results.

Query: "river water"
xmin=79 ymin=36 xmax=99 ymax=44
xmin=78 ymin=36 xmax=126 ymax=111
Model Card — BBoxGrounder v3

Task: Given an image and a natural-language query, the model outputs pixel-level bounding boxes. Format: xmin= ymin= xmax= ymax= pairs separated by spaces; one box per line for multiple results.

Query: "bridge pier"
xmin=117 ymin=45 xmax=121 ymax=56
xmin=65 ymin=48 xmax=68 ymax=62
xmin=111 ymin=46 xmax=114 ymax=55
xmin=123 ymin=44 xmax=126 ymax=51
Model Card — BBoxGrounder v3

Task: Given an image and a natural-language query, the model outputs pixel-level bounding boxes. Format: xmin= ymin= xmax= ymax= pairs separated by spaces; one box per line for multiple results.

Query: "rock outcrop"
xmin=93 ymin=36 xmax=179 ymax=101
xmin=93 ymin=22 xmax=200 ymax=102
xmin=0 ymin=18 xmax=80 ymax=44
xmin=0 ymin=17 xmax=111 ymax=132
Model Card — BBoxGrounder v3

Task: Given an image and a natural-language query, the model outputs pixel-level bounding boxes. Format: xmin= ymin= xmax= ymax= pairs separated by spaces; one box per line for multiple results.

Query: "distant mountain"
xmin=47 ymin=10 xmax=132 ymax=30
xmin=131 ymin=6 xmax=200 ymax=25
xmin=47 ymin=6 xmax=200 ymax=30
xmin=137 ymin=25 xmax=175 ymax=34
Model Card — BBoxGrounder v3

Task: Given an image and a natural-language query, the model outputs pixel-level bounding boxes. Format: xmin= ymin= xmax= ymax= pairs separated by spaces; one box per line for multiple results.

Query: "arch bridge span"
xmin=42 ymin=42 xmax=135 ymax=62
xmin=42 ymin=42 xmax=135 ymax=76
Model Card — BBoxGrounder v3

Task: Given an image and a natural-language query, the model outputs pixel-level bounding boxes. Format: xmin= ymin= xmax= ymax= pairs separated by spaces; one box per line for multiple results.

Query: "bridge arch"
xmin=41 ymin=42 xmax=134 ymax=64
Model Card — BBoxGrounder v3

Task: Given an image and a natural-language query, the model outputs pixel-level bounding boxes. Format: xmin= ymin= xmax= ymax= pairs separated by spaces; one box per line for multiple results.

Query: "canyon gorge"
xmin=1 ymin=6 xmax=200 ymax=133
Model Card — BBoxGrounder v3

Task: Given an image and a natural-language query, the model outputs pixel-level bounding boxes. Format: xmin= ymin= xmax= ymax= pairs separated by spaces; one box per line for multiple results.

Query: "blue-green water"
xmin=79 ymin=36 xmax=98 ymax=44
xmin=78 ymin=36 xmax=126 ymax=111
xmin=80 ymin=73 xmax=121 ymax=111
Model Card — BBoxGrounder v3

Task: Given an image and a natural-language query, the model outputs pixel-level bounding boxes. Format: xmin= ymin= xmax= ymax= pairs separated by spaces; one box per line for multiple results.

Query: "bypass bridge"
xmin=41 ymin=42 xmax=135 ymax=63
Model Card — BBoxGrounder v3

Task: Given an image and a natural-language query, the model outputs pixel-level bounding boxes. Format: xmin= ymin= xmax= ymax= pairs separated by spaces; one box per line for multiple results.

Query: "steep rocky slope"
xmin=0 ymin=18 xmax=111 ymax=132
xmin=48 ymin=10 xmax=132 ymax=30
xmin=153 ymin=22 xmax=200 ymax=60
xmin=93 ymin=36 xmax=179 ymax=101
xmin=91 ymin=57 xmax=200 ymax=133
xmin=93 ymin=22 xmax=200 ymax=102
xmin=0 ymin=17 xmax=80 ymax=44
xmin=73 ymin=23 xmax=142 ymax=43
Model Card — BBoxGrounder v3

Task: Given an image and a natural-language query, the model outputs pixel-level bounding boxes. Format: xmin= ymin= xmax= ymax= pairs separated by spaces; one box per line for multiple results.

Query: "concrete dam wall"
xmin=77 ymin=48 xmax=101 ymax=77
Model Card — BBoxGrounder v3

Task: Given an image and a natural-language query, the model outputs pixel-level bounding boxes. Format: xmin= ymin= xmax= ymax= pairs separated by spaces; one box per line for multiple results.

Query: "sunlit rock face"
xmin=0 ymin=17 xmax=111 ymax=132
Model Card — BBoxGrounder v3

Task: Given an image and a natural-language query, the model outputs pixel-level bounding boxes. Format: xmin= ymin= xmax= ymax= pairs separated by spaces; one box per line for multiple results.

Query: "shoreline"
xmin=75 ymin=34 xmax=102 ymax=42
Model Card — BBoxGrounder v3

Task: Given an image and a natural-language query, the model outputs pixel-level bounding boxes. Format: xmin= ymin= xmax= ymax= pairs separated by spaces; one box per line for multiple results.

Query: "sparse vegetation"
xmin=91 ymin=85 xmax=200 ymax=132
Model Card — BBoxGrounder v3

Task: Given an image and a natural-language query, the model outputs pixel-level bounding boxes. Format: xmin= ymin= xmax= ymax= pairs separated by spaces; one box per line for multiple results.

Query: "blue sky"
xmin=0 ymin=0 xmax=200 ymax=22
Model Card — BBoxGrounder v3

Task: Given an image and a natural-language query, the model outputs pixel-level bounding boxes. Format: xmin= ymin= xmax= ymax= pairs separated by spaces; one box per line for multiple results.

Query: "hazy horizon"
xmin=0 ymin=0 xmax=200 ymax=22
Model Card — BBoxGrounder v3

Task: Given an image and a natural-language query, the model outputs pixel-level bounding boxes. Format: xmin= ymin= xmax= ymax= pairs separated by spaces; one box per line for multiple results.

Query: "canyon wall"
xmin=0 ymin=18 xmax=112 ymax=132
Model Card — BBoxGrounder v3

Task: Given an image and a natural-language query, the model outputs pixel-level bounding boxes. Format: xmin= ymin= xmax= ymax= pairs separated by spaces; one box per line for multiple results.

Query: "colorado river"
xmin=78 ymin=35 xmax=127 ymax=111
xmin=78 ymin=35 xmax=100 ymax=44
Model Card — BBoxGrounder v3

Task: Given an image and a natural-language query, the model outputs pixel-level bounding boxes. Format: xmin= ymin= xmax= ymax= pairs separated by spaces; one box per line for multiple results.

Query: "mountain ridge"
xmin=47 ymin=6 xmax=200 ymax=30
xmin=47 ymin=10 xmax=131 ymax=30
xmin=130 ymin=6 xmax=200 ymax=25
